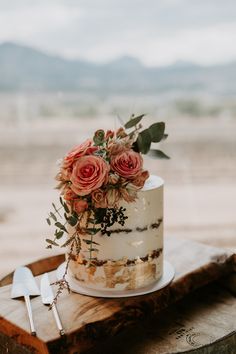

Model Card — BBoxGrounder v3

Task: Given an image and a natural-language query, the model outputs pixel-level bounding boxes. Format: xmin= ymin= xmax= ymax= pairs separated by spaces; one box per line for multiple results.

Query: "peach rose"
xmin=108 ymin=142 xmax=128 ymax=156
xmin=70 ymin=155 xmax=109 ymax=196
xmin=111 ymin=150 xmax=143 ymax=179
xmin=63 ymin=139 xmax=98 ymax=169
xmin=73 ymin=199 xmax=88 ymax=214
xmin=132 ymin=170 xmax=149 ymax=188
xmin=92 ymin=189 xmax=108 ymax=208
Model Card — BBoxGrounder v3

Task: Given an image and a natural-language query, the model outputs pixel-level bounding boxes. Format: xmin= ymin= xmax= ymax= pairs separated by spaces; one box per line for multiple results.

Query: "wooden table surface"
xmin=0 ymin=237 xmax=235 ymax=354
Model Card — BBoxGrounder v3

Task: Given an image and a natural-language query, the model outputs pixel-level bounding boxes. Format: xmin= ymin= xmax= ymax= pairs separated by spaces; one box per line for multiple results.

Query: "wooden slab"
xmin=0 ymin=237 xmax=235 ymax=354
xmin=85 ymin=282 xmax=236 ymax=354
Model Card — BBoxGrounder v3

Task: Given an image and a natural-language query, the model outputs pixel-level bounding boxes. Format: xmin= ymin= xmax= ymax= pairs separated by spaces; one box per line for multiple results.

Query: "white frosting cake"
xmin=67 ymin=175 xmax=164 ymax=291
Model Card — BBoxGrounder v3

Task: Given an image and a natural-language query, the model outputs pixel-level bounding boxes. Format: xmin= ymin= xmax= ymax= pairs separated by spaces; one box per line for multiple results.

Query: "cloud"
xmin=0 ymin=0 xmax=235 ymax=65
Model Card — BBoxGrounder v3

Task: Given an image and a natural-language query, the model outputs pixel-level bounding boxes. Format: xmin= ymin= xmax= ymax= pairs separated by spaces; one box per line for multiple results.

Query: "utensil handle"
xmin=52 ymin=304 xmax=65 ymax=336
xmin=24 ymin=295 xmax=36 ymax=336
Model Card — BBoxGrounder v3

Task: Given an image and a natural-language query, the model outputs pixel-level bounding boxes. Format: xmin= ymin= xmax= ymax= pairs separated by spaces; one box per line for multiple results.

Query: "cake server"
xmin=40 ymin=273 xmax=65 ymax=336
xmin=11 ymin=266 xmax=40 ymax=336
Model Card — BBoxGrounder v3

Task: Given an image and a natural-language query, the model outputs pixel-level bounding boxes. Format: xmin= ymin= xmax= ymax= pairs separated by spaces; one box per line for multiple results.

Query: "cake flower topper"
xmin=46 ymin=114 xmax=169 ymax=305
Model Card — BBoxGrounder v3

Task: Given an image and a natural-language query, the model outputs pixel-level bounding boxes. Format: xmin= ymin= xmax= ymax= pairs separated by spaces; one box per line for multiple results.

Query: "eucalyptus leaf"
xmin=61 ymin=235 xmax=75 ymax=247
xmin=148 ymin=122 xmax=165 ymax=142
xmin=55 ymin=222 xmax=68 ymax=233
xmin=72 ymin=211 xmax=78 ymax=218
xmin=124 ymin=114 xmax=145 ymax=129
xmin=55 ymin=230 xmax=64 ymax=239
xmin=148 ymin=149 xmax=170 ymax=159
xmin=63 ymin=202 xmax=70 ymax=213
xmin=136 ymin=129 xmax=152 ymax=154
xmin=94 ymin=208 xmax=106 ymax=223
xmin=52 ymin=202 xmax=62 ymax=218
xmin=46 ymin=218 xmax=51 ymax=226
xmin=46 ymin=239 xmax=59 ymax=246
xmin=50 ymin=212 xmax=57 ymax=222
xmin=83 ymin=239 xmax=100 ymax=245
xmin=88 ymin=218 xmax=100 ymax=224
xmin=52 ymin=203 xmax=57 ymax=211
xmin=86 ymin=228 xmax=101 ymax=235
xmin=67 ymin=215 xmax=78 ymax=227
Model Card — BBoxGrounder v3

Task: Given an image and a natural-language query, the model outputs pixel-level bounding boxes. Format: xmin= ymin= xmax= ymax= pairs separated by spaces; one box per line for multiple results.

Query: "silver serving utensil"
xmin=11 ymin=266 xmax=40 ymax=336
xmin=40 ymin=273 xmax=65 ymax=336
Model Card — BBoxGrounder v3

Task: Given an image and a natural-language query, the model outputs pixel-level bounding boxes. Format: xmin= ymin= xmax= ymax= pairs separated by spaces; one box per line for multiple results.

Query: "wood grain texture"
xmin=0 ymin=237 xmax=235 ymax=354
xmin=85 ymin=282 xmax=236 ymax=354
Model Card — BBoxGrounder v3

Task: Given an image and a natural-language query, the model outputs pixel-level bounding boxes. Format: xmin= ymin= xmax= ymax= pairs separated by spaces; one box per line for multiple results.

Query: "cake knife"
xmin=40 ymin=273 xmax=65 ymax=336
xmin=11 ymin=266 xmax=40 ymax=336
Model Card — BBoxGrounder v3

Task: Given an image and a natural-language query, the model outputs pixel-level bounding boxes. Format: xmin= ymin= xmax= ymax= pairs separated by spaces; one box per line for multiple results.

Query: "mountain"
xmin=0 ymin=42 xmax=94 ymax=91
xmin=0 ymin=42 xmax=235 ymax=94
xmin=106 ymin=56 xmax=143 ymax=69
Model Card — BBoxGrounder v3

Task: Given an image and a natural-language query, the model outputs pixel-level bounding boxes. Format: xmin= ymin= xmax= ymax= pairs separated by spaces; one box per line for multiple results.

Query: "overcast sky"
xmin=0 ymin=0 xmax=236 ymax=66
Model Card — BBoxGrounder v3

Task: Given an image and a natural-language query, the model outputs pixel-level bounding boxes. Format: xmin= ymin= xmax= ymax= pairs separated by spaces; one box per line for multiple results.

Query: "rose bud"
xmin=73 ymin=199 xmax=88 ymax=214
xmin=93 ymin=129 xmax=105 ymax=145
xmin=105 ymin=130 xmax=114 ymax=140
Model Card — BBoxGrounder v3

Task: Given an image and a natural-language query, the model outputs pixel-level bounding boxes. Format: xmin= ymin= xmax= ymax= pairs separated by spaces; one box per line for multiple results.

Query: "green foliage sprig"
xmin=124 ymin=113 xmax=170 ymax=158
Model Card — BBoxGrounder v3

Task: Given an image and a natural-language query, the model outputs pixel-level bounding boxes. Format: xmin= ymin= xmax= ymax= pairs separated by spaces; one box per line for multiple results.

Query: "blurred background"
xmin=0 ymin=0 xmax=236 ymax=277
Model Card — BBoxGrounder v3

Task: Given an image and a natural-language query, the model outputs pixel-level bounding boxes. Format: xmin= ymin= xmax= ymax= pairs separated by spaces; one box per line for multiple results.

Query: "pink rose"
xmin=111 ymin=150 xmax=143 ymax=179
xmin=63 ymin=139 xmax=98 ymax=169
xmin=70 ymin=155 xmax=109 ymax=196
xmin=73 ymin=199 xmax=88 ymax=214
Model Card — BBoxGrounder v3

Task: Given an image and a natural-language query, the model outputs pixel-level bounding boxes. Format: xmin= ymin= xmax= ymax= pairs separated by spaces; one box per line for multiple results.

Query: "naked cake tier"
xmin=68 ymin=175 xmax=164 ymax=291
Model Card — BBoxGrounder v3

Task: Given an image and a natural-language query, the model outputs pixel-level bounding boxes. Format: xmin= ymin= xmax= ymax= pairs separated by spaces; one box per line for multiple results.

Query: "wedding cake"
xmin=68 ymin=175 xmax=163 ymax=291
xmin=46 ymin=114 xmax=168 ymax=296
